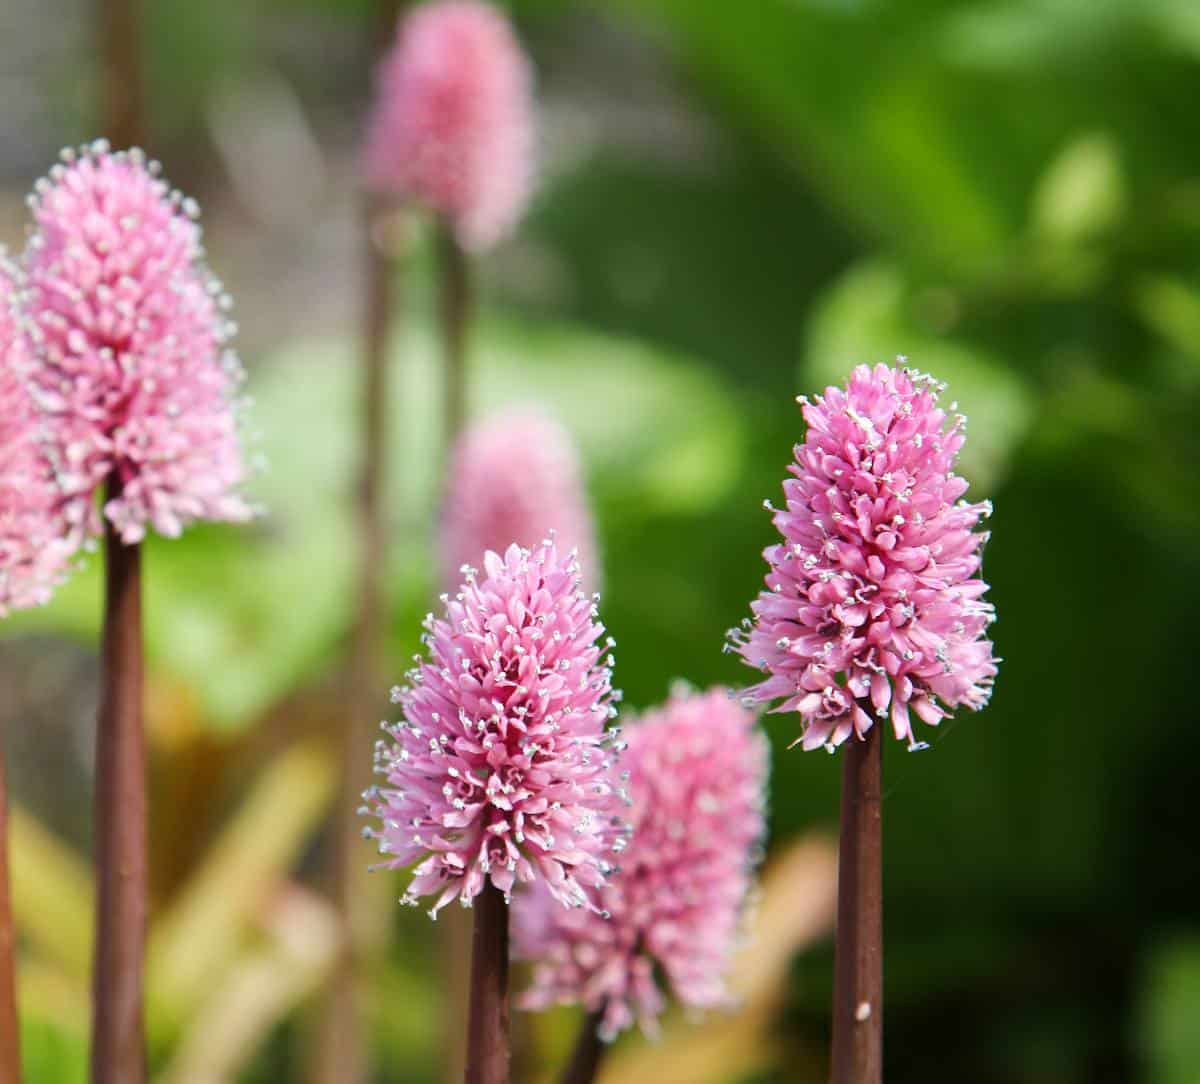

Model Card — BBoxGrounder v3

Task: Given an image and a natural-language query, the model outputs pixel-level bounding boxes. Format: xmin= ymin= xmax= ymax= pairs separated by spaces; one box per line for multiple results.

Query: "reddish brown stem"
xmin=464 ymin=883 xmax=509 ymax=1084
xmin=437 ymin=221 xmax=471 ymax=443
xmin=560 ymin=1011 xmax=606 ymax=1084
xmin=0 ymin=740 xmax=21 ymax=1083
xmin=434 ymin=216 xmax=473 ymax=1084
xmin=440 ymin=907 xmax=473 ymax=1084
xmin=100 ymin=0 xmax=144 ymax=148
xmin=312 ymin=201 xmax=399 ymax=1084
xmin=91 ymin=495 xmax=146 ymax=1084
xmin=829 ymin=720 xmax=882 ymax=1084
xmin=312 ymin=8 xmax=404 ymax=1076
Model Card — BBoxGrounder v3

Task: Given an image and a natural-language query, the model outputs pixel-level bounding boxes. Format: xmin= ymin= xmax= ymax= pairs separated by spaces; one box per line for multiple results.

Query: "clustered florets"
xmin=0 ymin=256 xmax=72 ymax=614
xmin=365 ymin=539 xmax=626 ymax=917
xmin=22 ymin=141 xmax=253 ymax=545
xmin=729 ymin=361 xmax=998 ymax=751
xmin=439 ymin=408 xmax=597 ymax=593
xmin=362 ymin=0 xmax=535 ymax=251
xmin=516 ymin=686 xmax=768 ymax=1039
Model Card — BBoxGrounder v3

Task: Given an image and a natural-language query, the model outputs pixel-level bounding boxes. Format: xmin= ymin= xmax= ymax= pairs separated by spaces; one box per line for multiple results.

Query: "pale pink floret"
xmin=516 ymin=686 xmax=768 ymax=1040
xmin=22 ymin=142 xmax=253 ymax=545
xmin=729 ymin=362 xmax=998 ymax=752
xmin=0 ymin=257 xmax=73 ymax=614
xmin=363 ymin=0 xmax=535 ymax=251
xmin=440 ymin=408 xmax=597 ymax=593
xmin=366 ymin=539 xmax=625 ymax=918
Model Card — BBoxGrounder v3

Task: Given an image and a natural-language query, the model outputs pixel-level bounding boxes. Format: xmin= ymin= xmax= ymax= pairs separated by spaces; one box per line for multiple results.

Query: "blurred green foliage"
xmin=4 ymin=0 xmax=1200 ymax=1081
xmin=1138 ymin=936 xmax=1200 ymax=1084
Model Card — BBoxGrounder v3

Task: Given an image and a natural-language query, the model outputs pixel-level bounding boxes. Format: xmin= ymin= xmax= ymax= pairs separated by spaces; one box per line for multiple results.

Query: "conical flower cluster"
xmin=363 ymin=0 xmax=535 ymax=251
xmin=440 ymin=408 xmax=597 ymax=593
xmin=0 ymin=257 xmax=71 ymax=614
xmin=365 ymin=539 xmax=625 ymax=917
xmin=22 ymin=142 xmax=252 ymax=544
xmin=729 ymin=362 xmax=998 ymax=751
xmin=516 ymin=686 xmax=768 ymax=1039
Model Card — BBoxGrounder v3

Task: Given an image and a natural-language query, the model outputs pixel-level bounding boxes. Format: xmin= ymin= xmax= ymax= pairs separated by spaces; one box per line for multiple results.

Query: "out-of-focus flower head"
xmin=365 ymin=538 xmax=626 ymax=918
xmin=363 ymin=0 xmax=535 ymax=251
xmin=440 ymin=407 xmax=597 ymax=593
xmin=516 ymin=685 xmax=768 ymax=1040
xmin=0 ymin=255 xmax=73 ymax=614
xmin=728 ymin=361 xmax=998 ymax=751
xmin=22 ymin=140 xmax=254 ymax=545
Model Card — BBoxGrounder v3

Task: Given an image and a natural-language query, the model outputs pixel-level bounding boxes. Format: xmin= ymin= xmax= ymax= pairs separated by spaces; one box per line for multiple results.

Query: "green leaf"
xmin=1032 ymin=132 xmax=1126 ymax=242
xmin=19 ymin=1005 xmax=86 ymax=1084
xmin=148 ymin=740 xmax=336 ymax=1042
xmin=938 ymin=0 xmax=1134 ymax=72
xmin=612 ymin=0 xmax=1017 ymax=274
xmin=1137 ymin=936 xmax=1200 ymax=1084
xmin=9 ymin=806 xmax=94 ymax=982
xmin=1133 ymin=274 xmax=1200 ymax=365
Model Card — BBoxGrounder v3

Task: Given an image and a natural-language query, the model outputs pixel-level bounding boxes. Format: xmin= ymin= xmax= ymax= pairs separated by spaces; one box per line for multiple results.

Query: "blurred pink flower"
xmin=0 ymin=257 xmax=72 ymax=614
xmin=22 ymin=142 xmax=253 ymax=545
xmin=729 ymin=362 xmax=998 ymax=751
xmin=516 ymin=686 xmax=768 ymax=1040
xmin=363 ymin=0 xmax=535 ymax=251
xmin=365 ymin=539 xmax=625 ymax=918
xmin=440 ymin=407 xmax=597 ymax=593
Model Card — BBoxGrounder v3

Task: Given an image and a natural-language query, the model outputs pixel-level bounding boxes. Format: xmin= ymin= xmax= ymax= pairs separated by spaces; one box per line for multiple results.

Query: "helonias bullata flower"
xmin=516 ymin=685 xmax=768 ymax=1040
xmin=730 ymin=362 xmax=998 ymax=751
xmin=363 ymin=0 xmax=535 ymax=251
xmin=0 ymin=255 xmax=73 ymax=614
xmin=439 ymin=407 xmax=597 ymax=593
xmin=366 ymin=538 xmax=626 ymax=918
xmin=23 ymin=141 xmax=254 ymax=545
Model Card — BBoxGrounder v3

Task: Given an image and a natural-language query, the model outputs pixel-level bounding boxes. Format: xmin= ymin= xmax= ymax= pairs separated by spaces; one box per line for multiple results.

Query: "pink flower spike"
xmin=0 ymin=256 xmax=73 ymax=614
xmin=365 ymin=538 xmax=625 ymax=920
xmin=728 ymin=361 xmax=999 ymax=751
xmin=22 ymin=141 xmax=254 ymax=546
xmin=515 ymin=686 xmax=769 ymax=1040
xmin=440 ymin=407 xmax=598 ymax=594
xmin=363 ymin=0 xmax=535 ymax=251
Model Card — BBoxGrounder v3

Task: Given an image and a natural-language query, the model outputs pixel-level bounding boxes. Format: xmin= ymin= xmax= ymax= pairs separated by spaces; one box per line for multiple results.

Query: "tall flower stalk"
xmin=730 ymin=362 xmax=998 ymax=1083
xmin=314 ymin=5 xmax=404 ymax=1082
xmin=365 ymin=539 xmax=625 ymax=1084
xmin=559 ymin=1015 xmax=605 ymax=1084
xmin=92 ymin=493 xmax=146 ymax=1084
xmin=363 ymin=0 xmax=535 ymax=441
xmin=99 ymin=0 xmax=143 ymax=149
xmin=23 ymin=144 xmax=253 ymax=1084
xmin=437 ymin=223 xmax=471 ymax=440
